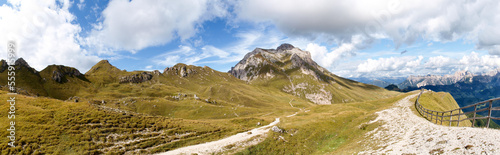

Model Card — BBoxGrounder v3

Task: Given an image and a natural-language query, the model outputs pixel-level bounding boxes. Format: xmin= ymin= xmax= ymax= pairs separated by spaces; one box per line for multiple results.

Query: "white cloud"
xmin=425 ymin=56 xmax=451 ymax=68
xmin=234 ymin=0 xmax=500 ymax=55
xmin=85 ymin=0 xmax=228 ymax=53
xmin=154 ymin=44 xmax=233 ymax=67
xmin=459 ymin=52 xmax=500 ymax=72
xmin=349 ymin=52 xmax=500 ymax=78
xmin=357 ymin=56 xmax=418 ymax=73
xmin=305 ymin=42 xmax=357 ymax=68
xmin=0 ymin=0 xmax=100 ymax=72
xmin=77 ymin=0 xmax=85 ymax=10
xmin=202 ymin=45 xmax=230 ymax=58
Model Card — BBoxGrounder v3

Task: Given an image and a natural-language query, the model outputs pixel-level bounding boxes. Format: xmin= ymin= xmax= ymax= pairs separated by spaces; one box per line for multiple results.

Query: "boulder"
xmin=272 ymin=126 xmax=283 ymax=133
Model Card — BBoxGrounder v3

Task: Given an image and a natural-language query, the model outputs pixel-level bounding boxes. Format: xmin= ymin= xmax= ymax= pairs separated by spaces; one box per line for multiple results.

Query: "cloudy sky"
xmin=1 ymin=0 xmax=500 ymax=78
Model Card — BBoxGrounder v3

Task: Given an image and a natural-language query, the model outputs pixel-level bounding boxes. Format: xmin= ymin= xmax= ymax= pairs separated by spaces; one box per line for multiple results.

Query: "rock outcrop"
xmin=119 ymin=72 xmax=153 ymax=83
xmin=47 ymin=65 xmax=84 ymax=83
xmin=12 ymin=58 xmax=38 ymax=74
xmin=0 ymin=59 xmax=7 ymax=73
xmin=152 ymin=70 xmax=161 ymax=75
xmin=163 ymin=64 xmax=196 ymax=77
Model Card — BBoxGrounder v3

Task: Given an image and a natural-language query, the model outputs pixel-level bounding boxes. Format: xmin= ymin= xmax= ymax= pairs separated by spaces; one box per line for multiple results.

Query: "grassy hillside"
xmin=251 ymin=68 xmax=397 ymax=104
xmin=0 ymin=58 xmax=403 ymax=154
xmin=0 ymin=90 xmax=277 ymax=154
xmin=81 ymin=63 xmax=312 ymax=120
xmin=236 ymin=92 xmax=414 ymax=154
xmin=411 ymin=91 xmax=472 ymax=127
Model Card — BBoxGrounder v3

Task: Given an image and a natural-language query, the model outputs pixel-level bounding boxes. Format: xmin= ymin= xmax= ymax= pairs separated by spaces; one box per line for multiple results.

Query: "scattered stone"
xmin=194 ymin=94 xmax=200 ymax=100
xmin=272 ymin=126 xmax=283 ymax=133
xmin=257 ymin=122 xmax=261 ymax=126
xmin=465 ymin=145 xmax=473 ymax=150
xmin=278 ymin=135 xmax=288 ymax=142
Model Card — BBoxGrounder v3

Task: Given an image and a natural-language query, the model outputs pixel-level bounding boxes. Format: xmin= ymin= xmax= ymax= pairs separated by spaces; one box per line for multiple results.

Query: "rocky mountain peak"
xmin=454 ymin=70 xmax=473 ymax=77
xmin=45 ymin=65 xmax=84 ymax=83
xmin=0 ymin=59 xmax=7 ymax=73
xmin=11 ymin=58 xmax=38 ymax=74
xmin=15 ymin=58 xmax=30 ymax=67
xmin=86 ymin=60 xmax=122 ymax=75
xmin=485 ymin=68 xmax=500 ymax=76
xmin=230 ymin=43 xmax=322 ymax=82
xmin=276 ymin=43 xmax=295 ymax=51
xmin=400 ymin=69 xmax=476 ymax=89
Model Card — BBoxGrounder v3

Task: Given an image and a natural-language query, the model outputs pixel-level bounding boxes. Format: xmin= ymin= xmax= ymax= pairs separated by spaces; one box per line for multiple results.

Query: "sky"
xmin=1 ymin=0 xmax=500 ymax=78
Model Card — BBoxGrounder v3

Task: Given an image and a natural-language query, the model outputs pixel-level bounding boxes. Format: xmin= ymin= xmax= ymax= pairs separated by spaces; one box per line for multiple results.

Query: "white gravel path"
xmin=157 ymin=118 xmax=280 ymax=155
xmin=360 ymin=92 xmax=500 ymax=154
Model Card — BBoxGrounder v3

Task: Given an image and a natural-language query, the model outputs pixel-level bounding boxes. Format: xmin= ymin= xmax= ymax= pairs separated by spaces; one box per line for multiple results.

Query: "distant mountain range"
xmin=353 ymin=69 xmax=500 ymax=122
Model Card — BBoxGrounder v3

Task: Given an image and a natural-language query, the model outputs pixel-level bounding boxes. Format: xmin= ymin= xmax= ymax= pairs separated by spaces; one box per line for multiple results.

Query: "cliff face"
xmin=230 ymin=43 xmax=327 ymax=82
xmin=229 ymin=43 xmax=392 ymax=105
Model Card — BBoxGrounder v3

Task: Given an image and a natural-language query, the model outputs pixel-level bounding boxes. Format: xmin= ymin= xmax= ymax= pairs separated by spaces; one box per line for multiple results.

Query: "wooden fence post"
xmin=449 ymin=111 xmax=452 ymax=127
xmin=487 ymin=100 xmax=492 ymax=128
xmin=457 ymin=110 xmax=461 ymax=127
xmin=472 ymin=105 xmax=477 ymax=127
xmin=440 ymin=112 xmax=444 ymax=125
xmin=435 ymin=112 xmax=438 ymax=124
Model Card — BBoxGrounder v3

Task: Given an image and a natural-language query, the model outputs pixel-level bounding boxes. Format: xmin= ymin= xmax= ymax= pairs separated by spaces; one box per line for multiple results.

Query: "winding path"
xmin=360 ymin=92 xmax=500 ymax=154
xmin=157 ymin=118 xmax=280 ymax=155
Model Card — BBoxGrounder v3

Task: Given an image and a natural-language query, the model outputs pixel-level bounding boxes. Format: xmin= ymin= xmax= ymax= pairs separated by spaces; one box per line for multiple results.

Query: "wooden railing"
xmin=415 ymin=89 xmax=500 ymax=128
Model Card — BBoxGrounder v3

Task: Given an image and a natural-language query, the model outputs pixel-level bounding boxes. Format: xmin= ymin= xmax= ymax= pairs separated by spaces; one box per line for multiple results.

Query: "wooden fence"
xmin=415 ymin=90 xmax=500 ymax=128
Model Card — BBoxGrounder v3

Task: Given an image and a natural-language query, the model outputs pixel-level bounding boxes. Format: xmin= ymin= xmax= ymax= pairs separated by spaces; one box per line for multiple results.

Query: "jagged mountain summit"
xmin=397 ymin=69 xmax=500 ymax=89
xmin=229 ymin=43 xmax=391 ymax=104
xmin=230 ymin=43 xmax=328 ymax=82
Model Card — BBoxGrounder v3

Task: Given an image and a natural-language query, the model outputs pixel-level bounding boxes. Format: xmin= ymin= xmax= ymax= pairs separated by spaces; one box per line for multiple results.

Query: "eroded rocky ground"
xmin=360 ymin=92 xmax=500 ymax=154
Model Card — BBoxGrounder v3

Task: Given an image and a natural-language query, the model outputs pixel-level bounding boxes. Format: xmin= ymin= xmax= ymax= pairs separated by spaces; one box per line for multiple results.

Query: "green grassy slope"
xmin=81 ymin=63 xmax=312 ymax=120
xmin=237 ymin=92 xmax=414 ymax=155
xmin=411 ymin=91 xmax=472 ymax=127
xmin=39 ymin=65 xmax=93 ymax=100
xmin=0 ymin=58 xmax=403 ymax=154
xmin=0 ymin=90 xmax=276 ymax=154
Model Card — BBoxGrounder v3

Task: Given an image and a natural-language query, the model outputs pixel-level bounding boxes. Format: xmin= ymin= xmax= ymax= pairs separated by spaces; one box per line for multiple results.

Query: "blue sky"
xmin=1 ymin=0 xmax=500 ymax=78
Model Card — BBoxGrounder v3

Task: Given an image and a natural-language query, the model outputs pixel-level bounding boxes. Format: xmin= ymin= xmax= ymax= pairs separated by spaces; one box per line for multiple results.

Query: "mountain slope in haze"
xmin=399 ymin=70 xmax=475 ymax=89
xmin=397 ymin=69 xmax=500 ymax=107
xmin=230 ymin=43 xmax=396 ymax=104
